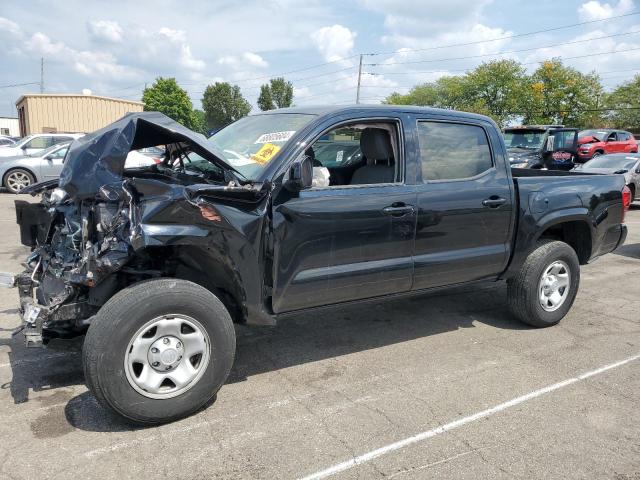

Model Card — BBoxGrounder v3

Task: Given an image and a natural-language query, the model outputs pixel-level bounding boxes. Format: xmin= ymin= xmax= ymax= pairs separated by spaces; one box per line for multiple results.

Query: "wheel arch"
xmin=536 ymin=218 xmax=592 ymax=264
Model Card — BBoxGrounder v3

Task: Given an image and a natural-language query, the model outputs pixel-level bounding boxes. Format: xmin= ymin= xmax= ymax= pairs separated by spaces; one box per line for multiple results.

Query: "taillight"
xmin=622 ymin=185 xmax=631 ymax=222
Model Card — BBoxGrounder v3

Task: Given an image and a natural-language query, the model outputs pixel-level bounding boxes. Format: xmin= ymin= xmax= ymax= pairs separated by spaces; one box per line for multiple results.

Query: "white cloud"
xmin=158 ymin=27 xmax=187 ymax=43
xmin=578 ymin=0 xmax=635 ymax=21
xmin=179 ymin=44 xmax=205 ymax=70
xmin=218 ymin=51 xmax=268 ymax=69
xmin=87 ymin=20 xmax=123 ymax=43
xmin=310 ymin=25 xmax=356 ymax=62
xmin=0 ymin=17 xmax=21 ymax=36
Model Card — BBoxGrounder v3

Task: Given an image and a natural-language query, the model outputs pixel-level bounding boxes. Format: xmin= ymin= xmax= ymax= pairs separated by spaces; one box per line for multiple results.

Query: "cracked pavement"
xmin=0 ymin=195 xmax=638 ymax=479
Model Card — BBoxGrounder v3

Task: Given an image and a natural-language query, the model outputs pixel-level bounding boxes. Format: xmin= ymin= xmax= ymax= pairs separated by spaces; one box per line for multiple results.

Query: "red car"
xmin=577 ymin=129 xmax=638 ymax=161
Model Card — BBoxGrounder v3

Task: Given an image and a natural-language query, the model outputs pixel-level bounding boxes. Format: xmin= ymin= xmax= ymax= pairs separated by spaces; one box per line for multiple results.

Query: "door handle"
xmin=482 ymin=196 xmax=507 ymax=208
xmin=382 ymin=204 xmax=415 ymax=216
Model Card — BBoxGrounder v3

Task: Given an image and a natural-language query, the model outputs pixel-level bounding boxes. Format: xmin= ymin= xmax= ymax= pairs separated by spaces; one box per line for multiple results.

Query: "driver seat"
xmin=350 ymin=128 xmax=395 ymax=184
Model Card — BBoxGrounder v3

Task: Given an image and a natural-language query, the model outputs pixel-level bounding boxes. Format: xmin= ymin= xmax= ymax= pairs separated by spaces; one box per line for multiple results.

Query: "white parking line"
xmin=298 ymin=353 xmax=640 ymax=480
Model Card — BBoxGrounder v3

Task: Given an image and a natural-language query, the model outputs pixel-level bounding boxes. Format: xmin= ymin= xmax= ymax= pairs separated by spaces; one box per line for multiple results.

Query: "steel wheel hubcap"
xmin=124 ymin=315 xmax=210 ymax=399
xmin=7 ymin=172 xmax=31 ymax=191
xmin=538 ymin=260 xmax=570 ymax=312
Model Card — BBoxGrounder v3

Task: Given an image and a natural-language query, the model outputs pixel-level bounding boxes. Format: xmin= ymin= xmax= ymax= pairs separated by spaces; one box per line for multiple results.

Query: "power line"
xmin=362 ymin=11 xmax=640 ymax=57
xmin=0 ymin=81 xmax=41 ymax=89
xmin=365 ymin=30 xmax=640 ymax=66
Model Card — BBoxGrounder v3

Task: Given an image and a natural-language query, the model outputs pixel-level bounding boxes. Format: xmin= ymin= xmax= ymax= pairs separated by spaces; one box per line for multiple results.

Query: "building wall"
xmin=0 ymin=117 xmax=19 ymax=136
xmin=15 ymin=94 xmax=144 ymax=135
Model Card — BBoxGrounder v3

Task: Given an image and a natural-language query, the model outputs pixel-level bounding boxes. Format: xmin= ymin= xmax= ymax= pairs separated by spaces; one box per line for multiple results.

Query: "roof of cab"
xmin=251 ymin=104 xmax=496 ymax=123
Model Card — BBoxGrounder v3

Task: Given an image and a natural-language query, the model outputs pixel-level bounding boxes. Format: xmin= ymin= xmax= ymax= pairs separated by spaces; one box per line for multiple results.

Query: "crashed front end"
xmin=8 ymin=111 xmax=265 ymax=347
xmin=14 ymin=183 xmax=137 ymax=346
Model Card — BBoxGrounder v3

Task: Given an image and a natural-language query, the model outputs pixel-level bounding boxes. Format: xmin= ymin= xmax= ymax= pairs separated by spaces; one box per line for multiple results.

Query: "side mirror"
xmin=44 ymin=154 xmax=53 ymax=161
xmin=635 ymin=167 xmax=640 ymax=174
xmin=21 ymin=145 xmax=27 ymax=150
xmin=284 ymin=154 xmax=313 ymax=192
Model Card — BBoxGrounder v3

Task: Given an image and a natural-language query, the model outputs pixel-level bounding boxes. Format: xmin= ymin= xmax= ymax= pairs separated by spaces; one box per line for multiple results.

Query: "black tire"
xmin=82 ymin=278 xmax=236 ymax=425
xmin=592 ymin=150 xmax=603 ymax=158
xmin=629 ymin=184 xmax=635 ymax=203
xmin=3 ymin=168 xmax=35 ymax=193
xmin=507 ymin=240 xmax=580 ymax=328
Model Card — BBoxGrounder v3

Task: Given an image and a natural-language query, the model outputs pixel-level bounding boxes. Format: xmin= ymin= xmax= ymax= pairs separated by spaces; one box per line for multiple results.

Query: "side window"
xmin=417 ymin=122 xmax=493 ymax=181
xmin=552 ymin=131 xmax=577 ymax=150
xmin=53 ymin=147 xmax=68 ymax=159
xmin=23 ymin=136 xmax=50 ymax=149
xmin=308 ymin=122 xmax=399 ymax=187
xmin=55 ymin=136 xmax=74 ymax=144
xmin=607 ymin=132 xmax=618 ymax=142
xmin=619 ymin=132 xmax=630 ymax=141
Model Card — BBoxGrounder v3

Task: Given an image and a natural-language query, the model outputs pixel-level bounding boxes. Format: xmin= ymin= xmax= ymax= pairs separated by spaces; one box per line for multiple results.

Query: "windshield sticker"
xmin=254 ymin=131 xmax=295 ymax=144
xmin=251 ymin=143 xmax=281 ymax=165
xmin=336 ymin=150 xmax=344 ymax=163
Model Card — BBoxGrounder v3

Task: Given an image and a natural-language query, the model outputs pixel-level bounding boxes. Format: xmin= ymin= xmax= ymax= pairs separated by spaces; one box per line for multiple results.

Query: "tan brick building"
xmin=15 ymin=94 xmax=144 ymax=136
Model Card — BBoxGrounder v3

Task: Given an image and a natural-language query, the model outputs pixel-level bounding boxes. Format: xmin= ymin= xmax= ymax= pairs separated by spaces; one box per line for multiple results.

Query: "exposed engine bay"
xmin=11 ymin=112 xmax=267 ymax=347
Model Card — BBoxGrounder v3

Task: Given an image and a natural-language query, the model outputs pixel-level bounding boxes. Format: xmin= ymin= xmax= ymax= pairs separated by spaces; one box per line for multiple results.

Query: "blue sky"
xmin=0 ymin=0 xmax=639 ymax=117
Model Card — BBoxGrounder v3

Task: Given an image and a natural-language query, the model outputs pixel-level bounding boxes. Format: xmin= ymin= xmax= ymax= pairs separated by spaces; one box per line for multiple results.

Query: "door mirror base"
xmin=284 ymin=154 xmax=313 ymax=192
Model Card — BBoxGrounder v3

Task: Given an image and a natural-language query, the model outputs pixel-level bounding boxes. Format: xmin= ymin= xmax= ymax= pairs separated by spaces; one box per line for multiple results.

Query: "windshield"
xmin=13 ymin=135 xmax=34 ymax=149
xmin=503 ymin=130 xmax=546 ymax=149
xmin=579 ymin=130 xmax=609 ymax=141
xmin=583 ymin=155 xmax=638 ymax=170
xmin=207 ymin=113 xmax=317 ymax=180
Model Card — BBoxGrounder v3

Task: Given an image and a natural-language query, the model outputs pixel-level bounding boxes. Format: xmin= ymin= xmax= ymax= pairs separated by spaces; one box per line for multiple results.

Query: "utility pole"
xmin=40 ymin=57 xmax=44 ymax=93
xmin=355 ymin=54 xmax=363 ymax=104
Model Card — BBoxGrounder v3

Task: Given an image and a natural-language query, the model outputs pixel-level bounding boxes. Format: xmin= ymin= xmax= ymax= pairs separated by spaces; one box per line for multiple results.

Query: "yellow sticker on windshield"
xmin=251 ymin=142 xmax=281 ymax=165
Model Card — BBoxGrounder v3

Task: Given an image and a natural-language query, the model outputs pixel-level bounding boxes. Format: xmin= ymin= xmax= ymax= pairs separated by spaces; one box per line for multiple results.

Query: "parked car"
xmin=0 ymin=144 xmax=164 ymax=193
xmin=503 ymin=125 xmax=578 ymax=170
xmin=0 ymin=136 xmax=15 ymax=147
xmin=0 ymin=142 xmax=71 ymax=193
xmin=574 ymin=153 xmax=640 ymax=202
xmin=8 ymin=109 xmax=628 ymax=425
xmin=577 ymin=129 xmax=638 ymax=161
xmin=0 ymin=133 xmax=83 ymax=158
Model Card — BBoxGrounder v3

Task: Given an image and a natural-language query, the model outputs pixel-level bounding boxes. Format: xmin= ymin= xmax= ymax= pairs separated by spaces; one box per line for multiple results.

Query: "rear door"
xmin=411 ymin=117 xmax=514 ymax=290
xmin=270 ymin=115 xmax=417 ymax=313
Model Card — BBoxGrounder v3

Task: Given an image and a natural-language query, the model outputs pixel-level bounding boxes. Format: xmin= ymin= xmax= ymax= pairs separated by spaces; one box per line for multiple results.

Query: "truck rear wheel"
xmin=82 ymin=278 xmax=235 ymax=425
xmin=507 ymin=240 xmax=580 ymax=327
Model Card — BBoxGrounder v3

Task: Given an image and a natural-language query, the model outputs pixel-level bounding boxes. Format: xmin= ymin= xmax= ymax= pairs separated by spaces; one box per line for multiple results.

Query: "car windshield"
xmin=13 ymin=135 xmax=34 ymax=149
xmin=207 ymin=113 xmax=317 ymax=180
xmin=579 ymin=130 xmax=609 ymax=141
xmin=503 ymin=130 xmax=546 ymax=149
xmin=583 ymin=155 xmax=638 ymax=170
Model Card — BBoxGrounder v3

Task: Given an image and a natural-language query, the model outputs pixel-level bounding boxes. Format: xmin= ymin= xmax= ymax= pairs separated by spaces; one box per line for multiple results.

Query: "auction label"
xmin=255 ymin=131 xmax=295 ymax=144
xmin=251 ymin=143 xmax=281 ymax=165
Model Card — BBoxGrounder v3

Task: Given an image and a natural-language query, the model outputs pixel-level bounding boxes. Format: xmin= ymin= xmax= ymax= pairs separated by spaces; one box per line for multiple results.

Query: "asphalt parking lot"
xmin=0 ymin=193 xmax=638 ymax=480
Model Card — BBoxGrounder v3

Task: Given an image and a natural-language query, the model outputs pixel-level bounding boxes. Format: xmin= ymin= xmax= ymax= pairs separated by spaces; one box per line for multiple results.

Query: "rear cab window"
xmin=417 ymin=121 xmax=493 ymax=181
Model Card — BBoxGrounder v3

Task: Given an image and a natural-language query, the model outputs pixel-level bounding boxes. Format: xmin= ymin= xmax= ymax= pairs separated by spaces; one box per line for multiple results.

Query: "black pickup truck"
xmin=8 ymin=107 xmax=629 ymax=425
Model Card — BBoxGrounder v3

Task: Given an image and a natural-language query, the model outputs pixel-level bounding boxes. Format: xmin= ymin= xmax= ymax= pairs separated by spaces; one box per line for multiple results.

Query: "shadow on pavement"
xmin=6 ymin=281 xmax=527 ymax=432
xmin=612 ymin=242 xmax=640 ymax=260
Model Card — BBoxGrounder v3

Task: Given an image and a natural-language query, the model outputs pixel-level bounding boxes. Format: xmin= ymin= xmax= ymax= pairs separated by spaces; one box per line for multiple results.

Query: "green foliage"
xmin=202 ymin=82 xmax=252 ymax=130
xmin=257 ymin=84 xmax=274 ymax=111
xmin=384 ymin=59 xmax=609 ymax=128
xmin=606 ymin=74 xmax=640 ymax=130
xmin=523 ymin=60 xmax=604 ymax=128
xmin=257 ymin=77 xmax=294 ymax=110
xmin=142 ymin=77 xmax=195 ymax=129
xmin=190 ymin=109 xmax=207 ymax=135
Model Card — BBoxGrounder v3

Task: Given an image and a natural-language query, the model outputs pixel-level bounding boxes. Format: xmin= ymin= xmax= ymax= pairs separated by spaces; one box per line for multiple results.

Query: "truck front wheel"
xmin=508 ymin=240 xmax=580 ymax=327
xmin=82 ymin=278 xmax=236 ymax=425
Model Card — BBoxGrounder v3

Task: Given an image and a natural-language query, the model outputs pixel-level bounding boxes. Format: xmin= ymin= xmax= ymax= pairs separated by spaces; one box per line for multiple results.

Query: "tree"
xmin=142 ymin=77 xmax=195 ymax=129
xmin=257 ymin=84 xmax=274 ymax=111
xmin=190 ymin=109 xmax=207 ymax=135
xmin=523 ymin=60 xmax=604 ymax=128
xmin=463 ymin=60 xmax=528 ymax=127
xmin=257 ymin=77 xmax=294 ymax=110
xmin=606 ymin=74 xmax=640 ymax=130
xmin=202 ymin=82 xmax=251 ymax=129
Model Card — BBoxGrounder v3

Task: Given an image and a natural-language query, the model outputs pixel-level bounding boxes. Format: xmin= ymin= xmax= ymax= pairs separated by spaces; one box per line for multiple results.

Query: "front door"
xmin=39 ymin=145 xmax=69 ymax=179
xmin=412 ymin=118 xmax=514 ymax=290
xmin=271 ymin=119 xmax=417 ymax=313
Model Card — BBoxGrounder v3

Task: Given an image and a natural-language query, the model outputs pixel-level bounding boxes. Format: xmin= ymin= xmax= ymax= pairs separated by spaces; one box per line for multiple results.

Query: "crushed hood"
xmin=59 ymin=111 xmax=237 ymax=199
